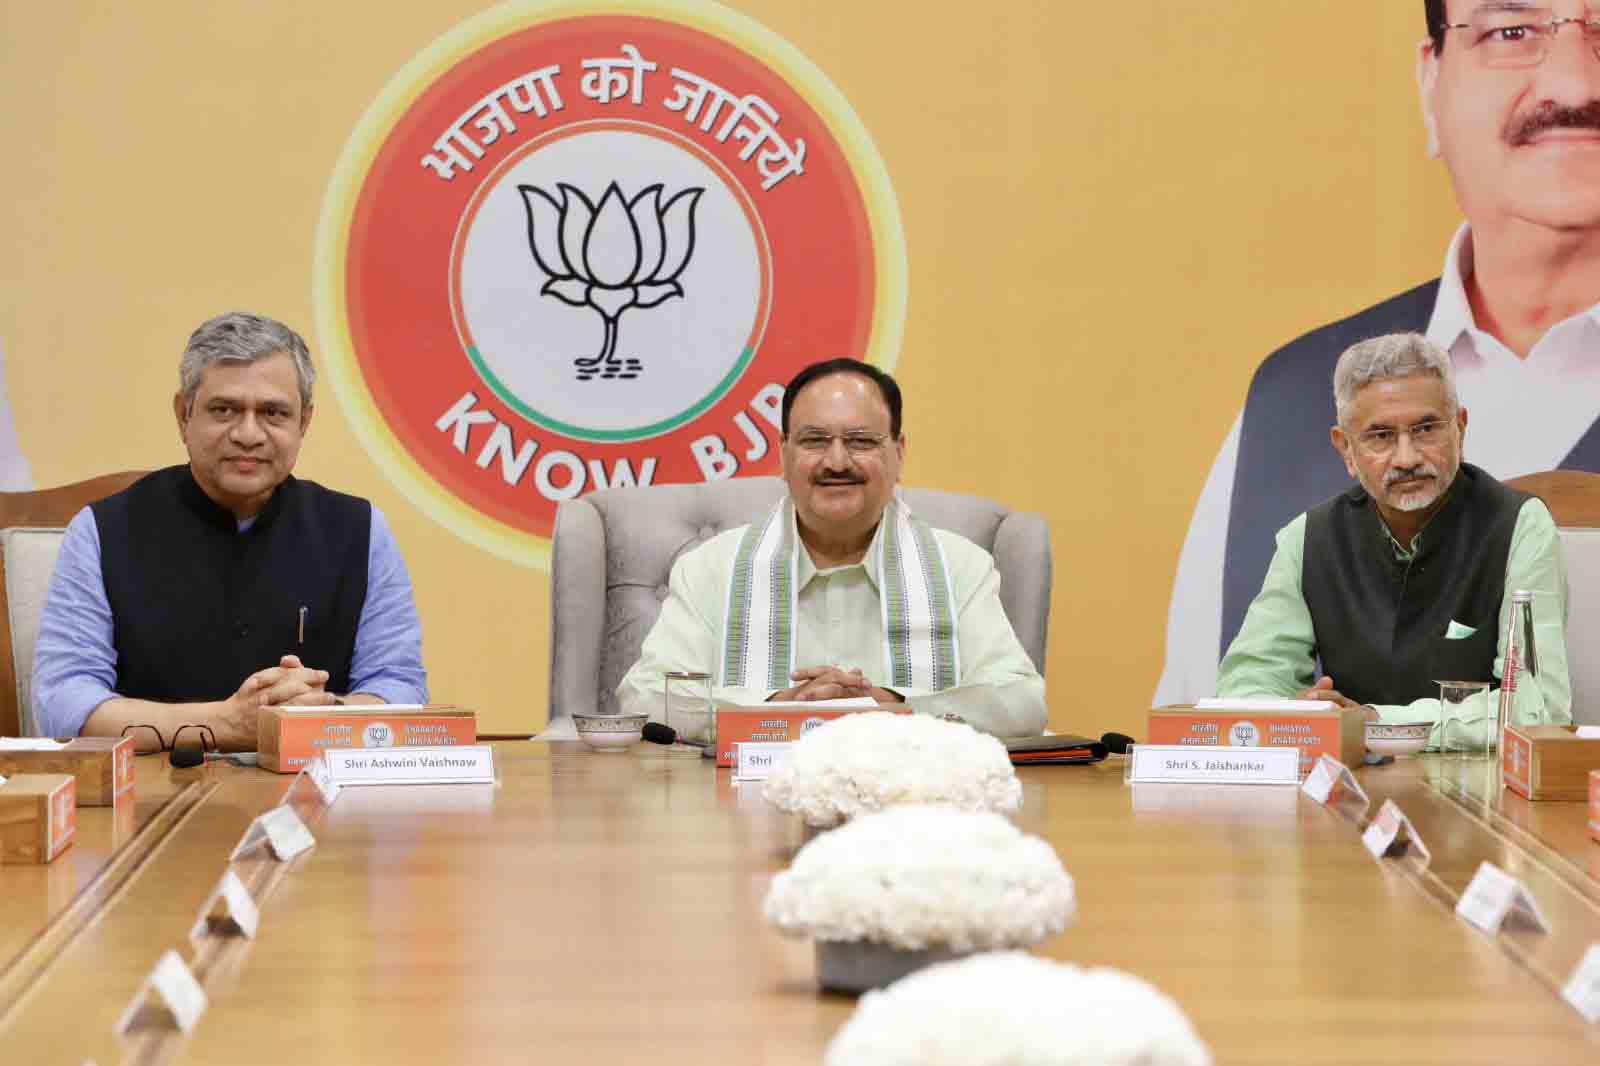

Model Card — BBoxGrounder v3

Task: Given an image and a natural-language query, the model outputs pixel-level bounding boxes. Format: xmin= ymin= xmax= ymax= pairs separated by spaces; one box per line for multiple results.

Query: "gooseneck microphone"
xmin=642 ymin=722 xmax=709 ymax=749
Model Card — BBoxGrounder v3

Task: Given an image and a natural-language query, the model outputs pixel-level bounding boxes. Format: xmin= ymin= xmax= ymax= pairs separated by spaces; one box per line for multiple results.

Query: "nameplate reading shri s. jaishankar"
xmin=1127 ymin=744 xmax=1300 ymax=785
xmin=324 ymin=744 xmax=496 ymax=786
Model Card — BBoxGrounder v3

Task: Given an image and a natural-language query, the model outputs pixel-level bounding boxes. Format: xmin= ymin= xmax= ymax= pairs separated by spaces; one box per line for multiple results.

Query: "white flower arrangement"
xmin=824 ymin=952 xmax=1213 ymax=1066
xmin=761 ymin=711 xmax=1022 ymax=828
xmin=764 ymin=806 xmax=1074 ymax=952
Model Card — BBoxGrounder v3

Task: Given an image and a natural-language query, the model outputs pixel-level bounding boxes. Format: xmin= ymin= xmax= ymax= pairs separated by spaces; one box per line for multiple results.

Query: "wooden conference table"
xmin=1 ymin=741 xmax=1598 ymax=1064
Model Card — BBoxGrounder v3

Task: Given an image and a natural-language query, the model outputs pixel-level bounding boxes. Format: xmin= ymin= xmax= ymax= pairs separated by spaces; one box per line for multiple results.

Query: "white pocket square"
xmin=1445 ymin=620 xmax=1477 ymax=640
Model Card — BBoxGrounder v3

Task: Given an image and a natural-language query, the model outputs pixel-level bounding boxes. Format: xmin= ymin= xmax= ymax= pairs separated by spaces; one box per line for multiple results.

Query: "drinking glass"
xmin=664 ymin=671 xmax=714 ymax=746
xmin=1437 ymin=680 xmax=1493 ymax=759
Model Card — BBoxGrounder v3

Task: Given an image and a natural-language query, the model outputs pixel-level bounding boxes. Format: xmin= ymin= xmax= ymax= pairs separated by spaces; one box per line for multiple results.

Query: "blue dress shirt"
xmin=32 ymin=504 xmax=428 ymax=736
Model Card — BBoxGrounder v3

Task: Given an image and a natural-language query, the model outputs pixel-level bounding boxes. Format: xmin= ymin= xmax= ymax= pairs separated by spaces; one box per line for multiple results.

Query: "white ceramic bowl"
xmin=573 ymin=713 xmax=648 ymax=752
xmin=1365 ymin=721 xmax=1431 ymax=758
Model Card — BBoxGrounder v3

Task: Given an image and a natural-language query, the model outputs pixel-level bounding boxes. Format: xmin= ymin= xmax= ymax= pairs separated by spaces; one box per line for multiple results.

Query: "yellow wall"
xmin=0 ymin=2 xmax=1460 ymax=736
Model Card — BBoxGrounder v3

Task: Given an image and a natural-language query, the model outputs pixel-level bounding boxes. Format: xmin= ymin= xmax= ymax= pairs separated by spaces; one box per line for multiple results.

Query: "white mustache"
xmin=1385 ymin=463 xmax=1437 ymax=488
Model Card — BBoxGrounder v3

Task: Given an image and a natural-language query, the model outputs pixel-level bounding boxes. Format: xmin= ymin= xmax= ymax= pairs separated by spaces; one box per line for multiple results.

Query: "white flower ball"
xmin=825 ymin=952 xmax=1212 ymax=1066
xmin=764 ymin=806 xmax=1074 ymax=952
xmin=762 ymin=711 xmax=1022 ymax=827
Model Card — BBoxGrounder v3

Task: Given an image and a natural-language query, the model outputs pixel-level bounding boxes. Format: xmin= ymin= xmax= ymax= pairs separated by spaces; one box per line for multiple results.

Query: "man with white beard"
xmin=1215 ymin=334 xmax=1571 ymax=747
xmin=1158 ymin=2 xmax=1600 ymax=706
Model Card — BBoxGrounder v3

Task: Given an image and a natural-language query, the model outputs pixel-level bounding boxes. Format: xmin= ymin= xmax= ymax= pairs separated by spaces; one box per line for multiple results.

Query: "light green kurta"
xmin=616 ymin=513 xmax=1046 ymax=739
xmin=1217 ymin=498 xmax=1571 ymax=750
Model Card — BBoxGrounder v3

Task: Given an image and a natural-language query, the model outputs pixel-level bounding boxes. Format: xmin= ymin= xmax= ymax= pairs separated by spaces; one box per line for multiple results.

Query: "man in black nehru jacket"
xmin=33 ymin=312 xmax=428 ymax=751
xmin=1158 ymin=0 xmax=1600 ymax=704
xmin=1216 ymin=333 xmax=1571 ymax=750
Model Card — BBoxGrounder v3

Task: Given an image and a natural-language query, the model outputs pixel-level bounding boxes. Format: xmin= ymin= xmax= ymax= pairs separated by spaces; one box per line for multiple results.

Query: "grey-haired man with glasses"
xmin=616 ymin=357 xmax=1045 ymax=739
xmin=1159 ymin=1 xmax=1600 ymax=707
xmin=1217 ymin=334 xmax=1572 ymax=748
xmin=32 ymin=312 xmax=429 ymax=752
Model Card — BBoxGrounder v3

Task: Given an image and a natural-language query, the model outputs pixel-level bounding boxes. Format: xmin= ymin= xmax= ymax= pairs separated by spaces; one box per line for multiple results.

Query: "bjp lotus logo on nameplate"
xmin=315 ymin=1 xmax=906 ymax=566
xmin=362 ymin=723 xmax=396 ymax=748
xmin=1228 ymin=721 xmax=1260 ymax=747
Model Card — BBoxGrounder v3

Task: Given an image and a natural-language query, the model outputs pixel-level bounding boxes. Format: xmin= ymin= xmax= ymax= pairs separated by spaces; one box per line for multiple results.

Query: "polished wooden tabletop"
xmin=2 ymin=745 xmax=1598 ymax=1064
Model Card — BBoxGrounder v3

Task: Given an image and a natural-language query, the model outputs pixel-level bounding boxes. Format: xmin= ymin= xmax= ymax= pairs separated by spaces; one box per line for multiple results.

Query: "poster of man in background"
xmin=1158 ymin=1 xmax=1600 ymax=704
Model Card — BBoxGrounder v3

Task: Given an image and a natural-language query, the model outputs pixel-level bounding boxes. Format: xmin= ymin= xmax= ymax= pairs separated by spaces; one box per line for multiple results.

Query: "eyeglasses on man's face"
xmin=787 ymin=430 xmax=892 ymax=455
xmin=1439 ymin=9 xmax=1600 ymax=69
xmin=1354 ymin=419 xmax=1453 ymax=458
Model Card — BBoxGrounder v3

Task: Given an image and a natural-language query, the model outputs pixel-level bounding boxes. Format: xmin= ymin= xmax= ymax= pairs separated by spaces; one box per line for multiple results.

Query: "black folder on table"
xmin=1003 ymin=734 xmax=1106 ymax=765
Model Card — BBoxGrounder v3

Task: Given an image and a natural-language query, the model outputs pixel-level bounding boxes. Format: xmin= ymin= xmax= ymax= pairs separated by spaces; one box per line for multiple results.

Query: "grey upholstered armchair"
xmin=546 ymin=477 xmax=1051 ymax=731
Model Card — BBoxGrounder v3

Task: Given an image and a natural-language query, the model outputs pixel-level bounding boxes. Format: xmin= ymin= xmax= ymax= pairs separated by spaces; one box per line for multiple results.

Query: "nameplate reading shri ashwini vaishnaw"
xmin=1126 ymin=744 xmax=1300 ymax=785
xmin=323 ymin=745 xmax=496 ymax=786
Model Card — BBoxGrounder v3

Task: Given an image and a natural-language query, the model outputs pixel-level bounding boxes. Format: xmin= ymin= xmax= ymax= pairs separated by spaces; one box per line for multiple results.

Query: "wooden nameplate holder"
xmin=0 ymin=736 xmax=135 ymax=806
xmin=0 ymin=773 xmax=76 ymax=863
xmin=258 ymin=705 xmax=477 ymax=774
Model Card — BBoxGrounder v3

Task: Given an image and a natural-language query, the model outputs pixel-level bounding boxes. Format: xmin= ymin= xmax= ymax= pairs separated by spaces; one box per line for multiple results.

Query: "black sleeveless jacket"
xmin=1301 ymin=463 xmax=1526 ymax=706
xmin=90 ymin=466 xmax=371 ymax=702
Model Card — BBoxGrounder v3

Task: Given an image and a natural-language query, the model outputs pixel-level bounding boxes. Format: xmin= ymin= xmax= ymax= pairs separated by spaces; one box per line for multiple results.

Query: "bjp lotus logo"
xmin=517 ymin=180 xmax=704 ymax=381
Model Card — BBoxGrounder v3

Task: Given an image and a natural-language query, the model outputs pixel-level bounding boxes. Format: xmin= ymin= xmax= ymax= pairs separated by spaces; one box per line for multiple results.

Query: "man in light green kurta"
xmin=617 ymin=359 xmax=1045 ymax=740
xmin=1217 ymin=334 xmax=1570 ymax=750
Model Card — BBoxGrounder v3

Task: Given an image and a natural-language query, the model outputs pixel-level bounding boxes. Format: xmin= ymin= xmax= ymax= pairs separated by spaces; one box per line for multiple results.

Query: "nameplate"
xmin=1126 ymin=744 xmax=1299 ymax=785
xmin=1562 ymin=944 xmax=1600 ymax=1024
xmin=119 ymin=950 xmax=207 ymax=1035
xmin=258 ymin=704 xmax=477 ymax=773
xmin=715 ymin=706 xmax=908 ymax=767
xmin=1301 ymin=754 xmax=1371 ymax=820
xmin=1148 ymin=704 xmax=1366 ymax=778
xmin=231 ymin=803 xmax=315 ymax=862
xmin=190 ymin=868 xmax=259 ymax=942
xmin=1456 ymin=861 xmax=1550 ymax=936
xmin=733 ymin=742 xmax=791 ymax=781
xmin=1361 ymin=799 xmax=1430 ymax=868
xmin=324 ymin=745 xmax=496 ymax=786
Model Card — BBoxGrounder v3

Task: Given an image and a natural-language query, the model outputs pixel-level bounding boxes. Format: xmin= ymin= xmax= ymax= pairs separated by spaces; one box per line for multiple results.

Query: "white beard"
xmin=1388 ymin=481 xmax=1443 ymax=512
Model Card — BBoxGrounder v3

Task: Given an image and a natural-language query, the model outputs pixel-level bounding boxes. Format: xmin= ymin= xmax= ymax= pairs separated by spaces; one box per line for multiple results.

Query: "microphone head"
xmin=1101 ymin=731 xmax=1135 ymax=756
xmin=169 ymin=744 xmax=205 ymax=768
xmin=641 ymin=722 xmax=678 ymax=746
